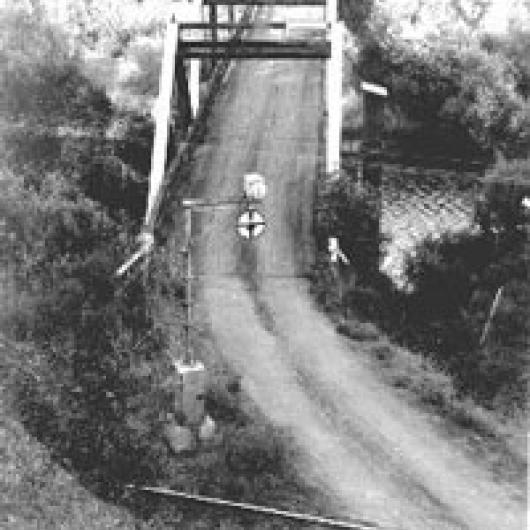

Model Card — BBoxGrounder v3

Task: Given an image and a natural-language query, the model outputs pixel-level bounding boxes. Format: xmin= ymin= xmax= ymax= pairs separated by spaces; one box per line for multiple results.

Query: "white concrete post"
xmin=144 ymin=13 xmax=180 ymax=231
xmin=189 ymin=55 xmax=201 ymax=118
xmin=326 ymin=0 xmax=338 ymax=24
xmin=184 ymin=1 xmax=201 ymax=118
xmin=326 ymin=20 xmax=344 ymax=174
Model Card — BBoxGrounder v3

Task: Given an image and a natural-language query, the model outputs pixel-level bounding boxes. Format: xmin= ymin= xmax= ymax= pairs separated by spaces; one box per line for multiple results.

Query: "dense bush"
xmin=340 ymin=0 xmax=375 ymax=35
xmin=475 ymin=157 xmax=530 ymax=234
xmin=1 ymin=164 xmax=174 ymax=487
xmin=2 ymin=9 xmax=309 ymax=526
xmin=1 ymin=10 xmax=111 ymax=128
xmin=2 ymin=8 xmax=149 ymax=223
xmin=314 ymin=171 xmax=385 ymax=283
xmin=360 ymin=31 xmax=530 ymax=159
xmin=0 ymin=7 xmax=178 ymax=497
xmin=311 ymin=153 xmax=529 ymax=412
xmin=398 ymin=159 xmax=529 ymax=409
xmin=481 ymin=27 xmax=530 ymax=99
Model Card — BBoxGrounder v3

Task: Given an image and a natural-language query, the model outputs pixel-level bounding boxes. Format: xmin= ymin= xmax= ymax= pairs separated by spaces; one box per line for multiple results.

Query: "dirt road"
xmin=189 ymin=8 xmax=525 ymax=529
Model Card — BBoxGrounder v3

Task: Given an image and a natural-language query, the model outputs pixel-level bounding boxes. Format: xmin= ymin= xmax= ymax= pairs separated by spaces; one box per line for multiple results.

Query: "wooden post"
xmin=479 ymin=286 xmax=504 ymax=347
xmin=360 ymin=81 xmax=388 ymax=271
xmin=362 ymin=90 xmax=384 ymax=188
xmin=360 ymin=83 xmax=387 ymax=190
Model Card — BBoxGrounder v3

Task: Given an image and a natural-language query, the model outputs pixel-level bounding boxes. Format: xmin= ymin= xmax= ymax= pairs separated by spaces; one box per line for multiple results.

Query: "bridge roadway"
xmin=186 ymin=6 xmax=525 ymax=529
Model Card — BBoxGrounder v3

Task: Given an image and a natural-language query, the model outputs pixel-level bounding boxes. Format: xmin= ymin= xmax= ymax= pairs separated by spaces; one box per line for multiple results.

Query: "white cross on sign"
xmin=328 ymin=237 xmax=349 ymax=264
xmin=237 ymin=209 xmax=266 ymax=239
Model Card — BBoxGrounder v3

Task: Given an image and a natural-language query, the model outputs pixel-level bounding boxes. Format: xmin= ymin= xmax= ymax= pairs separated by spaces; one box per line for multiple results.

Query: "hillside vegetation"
xmin=1 ymin=0 xmax=528 ymax=526
xmin=1 ymin=4 xmax=323 ymax=528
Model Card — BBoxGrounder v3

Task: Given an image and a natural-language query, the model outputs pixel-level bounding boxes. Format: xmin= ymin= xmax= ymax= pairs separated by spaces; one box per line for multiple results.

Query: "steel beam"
xmin=179 ymin=39 xmax=331 ymax=59
xmin=180 ymin=21 xmax=287 ymax=30
xmin=203 ymin=0 xmax=325 ymax=4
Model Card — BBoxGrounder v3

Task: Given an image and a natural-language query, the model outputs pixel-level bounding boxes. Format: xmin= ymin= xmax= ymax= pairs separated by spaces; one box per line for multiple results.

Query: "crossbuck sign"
xmin=237 ymin=209 xmax=266 ymax=239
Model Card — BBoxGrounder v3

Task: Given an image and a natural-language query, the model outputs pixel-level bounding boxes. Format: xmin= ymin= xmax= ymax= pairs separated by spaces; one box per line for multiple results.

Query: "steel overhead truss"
xmin=180 ymin=21 xmax=288 ymax=30
xmin=179 ymin=39 xmax=331 ymax=59
xmin=178 ymin=19 xmax=330 ymax=60
xmin=117 ymin=0 xmax=344 ymax=275
xmin=203 ymin=0 xmax=326 ymax=4
xmin=185 ymin=0 xmax=341 ymax=171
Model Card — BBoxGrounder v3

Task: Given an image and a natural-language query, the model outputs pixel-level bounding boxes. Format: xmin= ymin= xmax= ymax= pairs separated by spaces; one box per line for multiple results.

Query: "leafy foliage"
xmin=482 ymin=27 xmax=530 ymax=98
xmin=1 ymin=10 xmax=111 ymax=128
xmin=475 ymin=157 xmax=530 ymax=234
xmin=311 ymin=154 xmax=528 ymax=413
xmin=2 ymin=7 xmax=315 ymax=527
xmin=340 ymin=0 xmax=375 ymax=34
xmin=2 ymin=9 xmax=150 ymax=222
xmin=398 ymin=158 xmax=529 ymax=409
xmin=359 ymin=26 xmax=530 ymax=159
xmin=1 ymin=6 xmax=175 ymax=498
xmin=2 ymin=164 xmax=170 ymax=484
xmin=315 ymin=172 xmax=385 ymax=283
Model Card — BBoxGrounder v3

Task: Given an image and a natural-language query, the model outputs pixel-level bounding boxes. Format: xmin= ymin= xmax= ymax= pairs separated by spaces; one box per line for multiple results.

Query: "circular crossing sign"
xmin=237 ymin=209 xmax=266 ymax=239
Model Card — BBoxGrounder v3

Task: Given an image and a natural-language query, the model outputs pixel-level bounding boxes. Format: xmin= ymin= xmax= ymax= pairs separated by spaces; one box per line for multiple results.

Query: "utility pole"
xmin=177 ymin=175 xmax=266 ymax=429
xmin=183 ymin=206 xmax=194 ymax=363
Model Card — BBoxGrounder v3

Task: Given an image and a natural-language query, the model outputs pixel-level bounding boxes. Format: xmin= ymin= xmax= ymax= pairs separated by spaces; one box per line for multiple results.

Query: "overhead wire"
xmin=126 ymin=484 xmax=393 ymax=530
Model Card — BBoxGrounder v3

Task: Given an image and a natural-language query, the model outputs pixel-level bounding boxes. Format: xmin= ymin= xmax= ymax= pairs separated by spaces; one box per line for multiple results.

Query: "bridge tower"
xmin=118 ymin=0 xmax=390 ymax=280
xmin=115 ymin=0 xmax=388 ymax=435
xmin=137 ymin=0 xmax=344 ymax=241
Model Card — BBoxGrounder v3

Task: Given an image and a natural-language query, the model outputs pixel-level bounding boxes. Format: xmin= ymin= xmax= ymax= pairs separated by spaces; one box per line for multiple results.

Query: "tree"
xmin=401 ymin=158 xmax=530 ymax=408
xmin=481 ymin=27 xmax=530 ymax=98
xmin=475 ymin=158 xmax=530 ymax=235
xmin=449 ymin=0 xmax=492 ymax=28
xmin=359 ymin=28 xmax=528 ymax=158
xmin=1 ymin=9 xmax=111 ymax=129
xmin=340 ymin=0 xmax=375 ymax=34
xmin=1 ymin=6 xmax=171 ymax=488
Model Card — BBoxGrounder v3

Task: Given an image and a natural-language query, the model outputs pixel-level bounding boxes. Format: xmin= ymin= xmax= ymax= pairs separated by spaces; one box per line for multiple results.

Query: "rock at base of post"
xmin=163 ymin=422 xmax=196 ymax=454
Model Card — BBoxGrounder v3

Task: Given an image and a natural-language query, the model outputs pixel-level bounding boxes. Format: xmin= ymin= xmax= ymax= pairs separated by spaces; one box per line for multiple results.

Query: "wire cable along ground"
xmin=126 ymin=485 xmax=389 ymax=529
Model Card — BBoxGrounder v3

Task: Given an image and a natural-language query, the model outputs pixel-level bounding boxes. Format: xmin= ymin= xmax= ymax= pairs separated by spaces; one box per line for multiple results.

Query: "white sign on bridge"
xmin=243 ymin=173 xmax=267 ymax=201
xmin=237 ymin=209 xmax=266 ymax=239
